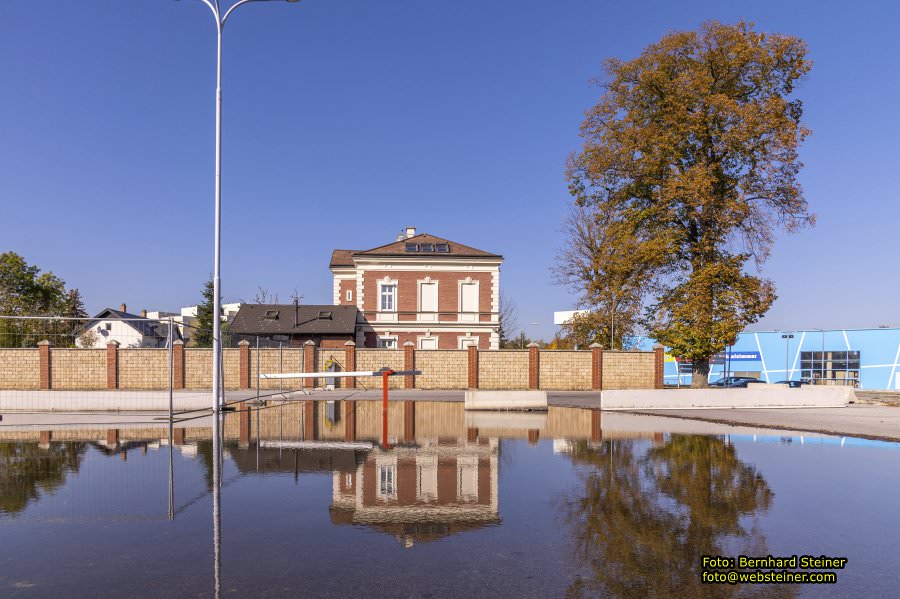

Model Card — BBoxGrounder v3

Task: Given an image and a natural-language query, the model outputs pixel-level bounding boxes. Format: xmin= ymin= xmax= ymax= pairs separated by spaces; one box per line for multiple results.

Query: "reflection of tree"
xmin=563 ymin=436 xmax=794 ymax=598
xmin=0 ymin=442 xmax=86 ymax=515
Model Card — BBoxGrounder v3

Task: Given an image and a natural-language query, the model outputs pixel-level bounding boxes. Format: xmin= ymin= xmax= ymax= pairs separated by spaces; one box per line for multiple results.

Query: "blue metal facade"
xmin=637 ymin=328 xmax=900 ymax=390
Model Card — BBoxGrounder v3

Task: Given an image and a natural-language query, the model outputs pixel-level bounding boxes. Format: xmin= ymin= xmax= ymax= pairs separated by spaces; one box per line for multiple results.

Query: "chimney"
xmin=405 ymin=226 xmax=416 ymax=239
xmin=140 ymin=309 xmax=147 ymax=318
xmin=395 ymin=233 xmax=405 ymax=241
xmin=120 ymin=303 xmax=127 ymax=313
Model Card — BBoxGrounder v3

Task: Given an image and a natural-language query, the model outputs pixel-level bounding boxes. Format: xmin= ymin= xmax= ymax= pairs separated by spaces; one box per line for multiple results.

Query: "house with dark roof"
xmin=75 ymin=304 xmax=182 ymax=348
xmin=330 ymin=227 xmax=503 ymax=349
xmin=228 ymin=302 xmax=359 ymax=348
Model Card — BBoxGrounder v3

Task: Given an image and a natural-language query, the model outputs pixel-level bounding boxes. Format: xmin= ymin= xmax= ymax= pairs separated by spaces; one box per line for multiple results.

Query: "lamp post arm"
xmin=223 ymin=0 xmax=272 ymax=25
xmin=197 ymin=0 xmax=221 ymax=22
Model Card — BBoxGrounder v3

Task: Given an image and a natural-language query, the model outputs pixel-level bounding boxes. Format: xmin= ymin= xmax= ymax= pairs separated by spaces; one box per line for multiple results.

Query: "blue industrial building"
xmin=638 ymin=327 xmax=900 ymax=390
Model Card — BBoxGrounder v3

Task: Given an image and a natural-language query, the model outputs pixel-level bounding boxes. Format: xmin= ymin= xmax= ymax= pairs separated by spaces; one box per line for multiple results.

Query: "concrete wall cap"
xmin=344 ymin=340 xmax=356 ymax=346
xmin=403 ymin=341 xmax=415 ymax=347
xmin=173 ymin=339 xmax=184 ymax=346
xmin=589 ymin=343 xmax=604 ymax=349
xmin=37 ymin=340 xmax=51 ymax=346
xmin=238 ymin=340 xmax=251 ymax=346
xmin=652 ymin=343 xmax=664 ymax=350
xmin=106 ymin=341 xmax=120 ymax=347
xmin=526 ymin=342 xmax=540 ymax=348
xmin=303 ymin=339 xmax=316 ymax=346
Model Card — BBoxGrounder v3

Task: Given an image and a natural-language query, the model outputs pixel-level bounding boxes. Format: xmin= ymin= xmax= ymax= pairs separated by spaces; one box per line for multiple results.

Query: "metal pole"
xmin=211 ymin=15 xmax=223 ymax=415
xmin=168 ymin=317 xmax=175 ymax=520
xmin=785 ymin=335 xmax=789 ymax=380
xmin=821 ymin=330 xmax=825 ymax=384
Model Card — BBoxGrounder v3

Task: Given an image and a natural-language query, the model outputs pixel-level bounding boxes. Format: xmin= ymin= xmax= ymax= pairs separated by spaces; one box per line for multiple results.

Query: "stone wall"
xmin=0 ymin=345 xmax=660 ymax=391
xmin=601 ymin=351 xmax=655 ymax=389
xmin=478 ymin=351 xmax=529 ymax=390
xmin=539 ymin=351 xmax=593 ymax=390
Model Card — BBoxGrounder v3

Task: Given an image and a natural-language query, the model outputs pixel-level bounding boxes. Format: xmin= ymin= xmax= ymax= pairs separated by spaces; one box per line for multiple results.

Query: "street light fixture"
xmin=186 ymin=0 xmax=300 ymax=414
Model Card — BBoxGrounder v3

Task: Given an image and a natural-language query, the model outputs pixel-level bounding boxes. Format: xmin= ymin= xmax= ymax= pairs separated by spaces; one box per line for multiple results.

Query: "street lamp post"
xmin=189 ymin=0 xmax=300 ymax=414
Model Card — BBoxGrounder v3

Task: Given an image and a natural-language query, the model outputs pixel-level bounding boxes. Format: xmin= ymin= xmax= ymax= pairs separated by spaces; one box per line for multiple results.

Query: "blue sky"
xmin=1 ymin=0 xmax=898 ymax=340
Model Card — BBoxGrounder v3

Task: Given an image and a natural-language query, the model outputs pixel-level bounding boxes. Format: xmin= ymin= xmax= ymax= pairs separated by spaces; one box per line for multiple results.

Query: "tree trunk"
xmin=691 ymin=359 xmax=710 ymax=388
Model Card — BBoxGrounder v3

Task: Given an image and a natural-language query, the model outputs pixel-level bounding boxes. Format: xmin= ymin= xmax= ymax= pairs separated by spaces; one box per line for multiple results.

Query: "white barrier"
xmin=601 ymin=386 xmax=853 ymax=410
xmin=464 ymin=390 xmax=548 ymax=411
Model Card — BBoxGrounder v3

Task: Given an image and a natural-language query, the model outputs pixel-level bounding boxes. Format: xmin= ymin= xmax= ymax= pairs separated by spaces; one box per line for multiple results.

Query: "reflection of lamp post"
xmin=187 ymin=0 xmax=302 ymax=413
xmin=781 ymin=333 xmax=795 ymax=380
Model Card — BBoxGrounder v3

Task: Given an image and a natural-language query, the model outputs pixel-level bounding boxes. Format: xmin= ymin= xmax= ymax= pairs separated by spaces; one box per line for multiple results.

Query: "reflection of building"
xmin=330 ymin=439 xmax=499 ymax=547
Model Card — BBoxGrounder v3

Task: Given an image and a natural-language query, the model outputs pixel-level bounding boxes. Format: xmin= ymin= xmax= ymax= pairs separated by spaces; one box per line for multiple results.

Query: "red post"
xmin=303 ymin=340 xmax=316 ymax=389
xmin=106 ymin=341 xmax=119 ymax=389
xmin=239 ymin=401 xmax=251 ymax=448
xmin=38 ymin=340 xmax=51 ymax=390
xmin=238 ymin=340 xmax=251 ymax=389
xmin=173 ymin=340 xmax=185 ymax=389
xmin=653 ymin=343 xmax=665 ymax=389
xmin=591 ymin=409 xmax=602 ymax=443
xmin=527 ymin=342 xmax=540 ymax=389
xmin=344 ymin=400 xmax=356 ymax=441
xmin=403 ymin=341 xmax=415 ymax=389
xmin=467 ymin=345 xmax=478 ymax=389
xmin=344 ymin=341 xmax=356 ymax=389
xmin=590 ymin=343 xmax=603 ymax=390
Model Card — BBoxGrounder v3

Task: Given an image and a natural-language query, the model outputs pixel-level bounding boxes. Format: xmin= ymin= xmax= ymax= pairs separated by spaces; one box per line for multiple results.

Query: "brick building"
xmin=330 ymin=227 xmax=503 ymax=350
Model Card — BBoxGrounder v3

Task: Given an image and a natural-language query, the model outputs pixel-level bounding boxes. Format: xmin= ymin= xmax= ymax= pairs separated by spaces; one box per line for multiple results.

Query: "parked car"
xmin=774 ymin=380 xmax=804 ymax=388
xmin=710 ymin=376 xmax=762 ymax=388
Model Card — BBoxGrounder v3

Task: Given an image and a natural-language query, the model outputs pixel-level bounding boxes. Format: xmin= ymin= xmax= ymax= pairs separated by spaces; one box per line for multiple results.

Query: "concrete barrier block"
xmin=464 ymin=390 xmax=548 ymax=411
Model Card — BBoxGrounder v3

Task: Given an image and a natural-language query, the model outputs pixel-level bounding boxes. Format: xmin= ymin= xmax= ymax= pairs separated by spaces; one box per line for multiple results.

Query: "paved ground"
xmin=631 ymin=405 xmax=900 ymax=443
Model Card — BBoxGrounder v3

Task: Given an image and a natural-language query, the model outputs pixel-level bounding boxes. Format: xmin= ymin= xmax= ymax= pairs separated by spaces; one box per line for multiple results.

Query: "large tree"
xmin=566 ymin=20 xmax=813 ymax=386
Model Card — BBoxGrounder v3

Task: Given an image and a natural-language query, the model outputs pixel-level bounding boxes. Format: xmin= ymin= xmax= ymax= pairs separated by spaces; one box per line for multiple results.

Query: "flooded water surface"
xmin=1 ymin=400 xmax=899 ymax=598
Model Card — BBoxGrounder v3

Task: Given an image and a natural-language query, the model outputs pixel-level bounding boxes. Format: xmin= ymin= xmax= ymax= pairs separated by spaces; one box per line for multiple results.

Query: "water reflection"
xmin=562 ymin=435 xmax=794 ymax=598
xmin=0 ymin=441 xmax=85 ymax=515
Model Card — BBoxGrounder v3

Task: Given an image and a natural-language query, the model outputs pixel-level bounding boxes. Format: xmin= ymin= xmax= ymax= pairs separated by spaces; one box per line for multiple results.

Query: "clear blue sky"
xmin=2 ymin=0 xmax=898 ymax=340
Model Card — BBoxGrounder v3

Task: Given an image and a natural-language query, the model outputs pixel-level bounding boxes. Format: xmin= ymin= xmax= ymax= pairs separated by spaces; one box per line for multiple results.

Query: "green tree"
xmin=566 ymin=21 xmax=813 ymax=386
xmin=193 ymin=277 xmax=216 ymax=348
xmin=0 ymin=252 xmax=86 ymax=347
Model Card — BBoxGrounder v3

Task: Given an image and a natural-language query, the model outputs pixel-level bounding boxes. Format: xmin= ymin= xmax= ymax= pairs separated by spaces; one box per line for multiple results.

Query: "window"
xmin=419 ymin=282 xmax=437 ymax=321
xmin=378 ymin=337 xmax=397 ymax=349
xmin=800 ymin=350 xmax=860 ymax=385
xmin=104 ymin=323 xmax=112 ymax=331
xmin=419 ymin=336 xmax=438 ymax=350
xmin=457 ymin=455 xmax=479 ymax=502
xmin=378 ymin=464 xmax=396 ymax=499
xmin=345 ymin=289 xmax=353 ymax=302
xmin=264 ymin=310 xmax=279 ymax=320
xmin=405 ymin=243 xmax=418 ymax=252
xmin=459 ymin=282 xmax=478 ymax=322
xmin=419 ymin=242 xmax=434 ymax=252
xmin=436 ymin=243 xmax=449 ymax=253
xmin=380 ymin=284 xmax=396 ymax=312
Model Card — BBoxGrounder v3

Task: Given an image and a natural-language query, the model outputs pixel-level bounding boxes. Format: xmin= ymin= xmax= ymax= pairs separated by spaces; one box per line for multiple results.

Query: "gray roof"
xmin=229 ymin=304 xmax=358 ymax=336
xmin=84 ymin=308 xmax=182 ymax=341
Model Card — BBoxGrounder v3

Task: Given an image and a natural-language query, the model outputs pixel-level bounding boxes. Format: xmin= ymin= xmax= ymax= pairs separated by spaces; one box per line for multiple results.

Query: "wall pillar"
xmin=467 ymin=427 xmax=479 ymax=443
xmin=591 ymin=409 xmax=602 ymax=443
xmin=303 ymin=340 xmax=317 ymax=389
xmin=238 ymin=340 xmax=251 ymax=389
xmin=106 ymin=428 xmax=119 ymax=447
xmin=653 ymin=343 xmax=665 ymax=389
xmin=39 ymin=430 xmax=52 ymax=448
xmin=344 ymin=341 xmax=356 ymax=389
xmin=590 ymin=343 xmax=604 ymax=390
xmin=106 ymin=341 xmax=120 ymax=389
xmin=238 ymin=401 xmax=251 ymax=448
xmin=527 ymin=342 xmax=540 ymax=389
xmin=38 ymin=340 xmax=51 ymax=390
xmin=403 ymin=341 xmax=415 ymax=389
xmin=173 ymin=428 xmax=186 ymax=445
xmin=527 ymin=429 xmax=540 ymax=445
xmin=304 ymin=400 xmax=317 ymax=440
xmin=403 ymin=400 xmax=415 ymax=443
xmin=467 ymin=345 xmax=479 ymax=389
xmin=173 ymin=340 xmax=185 ymax=389
xmin=344 ymin=400 xmax=356 ymax=441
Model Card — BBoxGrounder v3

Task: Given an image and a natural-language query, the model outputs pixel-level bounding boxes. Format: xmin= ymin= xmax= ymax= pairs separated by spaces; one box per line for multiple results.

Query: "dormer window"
xmin=405 ymin=243 xmax=418 ymax=252
xmin=264 ymin=310 xmax=279 ymax=320
xmin=317 ymin=311 xmax=333 ymax=320
xmin=419 ymin=243 xmax=433 ymax=252
xmin=436 ymin=243 xmax=449 ymax=252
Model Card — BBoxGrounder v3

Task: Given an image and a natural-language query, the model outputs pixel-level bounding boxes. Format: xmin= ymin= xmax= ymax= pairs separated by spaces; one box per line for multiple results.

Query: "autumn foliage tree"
xmin=566 ymin=21 xmax=813 ymax=386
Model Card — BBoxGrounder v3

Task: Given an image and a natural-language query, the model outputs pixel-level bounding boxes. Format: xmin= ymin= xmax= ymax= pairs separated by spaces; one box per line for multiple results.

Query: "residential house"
xmin=75 ymin=305 xmax=182 ymax=348
xmin=228 ymin=303 xmax=359 ymax=348
xmin=330 ymin=227 xmax=503 ymax=349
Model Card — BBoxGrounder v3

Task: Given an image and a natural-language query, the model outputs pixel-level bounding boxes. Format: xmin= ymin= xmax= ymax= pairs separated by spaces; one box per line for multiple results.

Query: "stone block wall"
xmin=539 ymin=351 xmax=593 ymax=390
xmin=478 ymin=351 xmax=529 ymax=390
xmin=119 ymin=349 xmax=168 ymax=389
xmin=356 ymin=349 xmax=405 ymax=389
xmin=416 ymin=350 xmax=468 ymax=389
xmin=49 ymin=349 xmax=107 ymax=390
xmin=601 ymin=351 xmax=655 ymax=389
xmin=0 ymin=349 xmax=40 ymax=389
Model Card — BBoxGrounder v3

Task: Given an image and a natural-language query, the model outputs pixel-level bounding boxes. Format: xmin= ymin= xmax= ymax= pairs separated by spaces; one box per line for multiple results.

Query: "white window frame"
xmin=376 ymin=456 xmax=398 ymax=501
xmin=377 ymin=335 xmax=398 ymax=349
xmin=457 ymin=454 xmax=479 ymax=502
xmin=458 ymin=335 xmax=478 ymax=349
xmin=376 ymin=277 xmax=398 ymax=322
xmin=418 ymin=278 xmax=439 ymax=322
xmin=418 ymin=335 xmax=438 ymax=350
xmin=458 ymin=279 xmax=480 ymax=323
xmin=345 ymin=289 xmax=353 ymax=303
